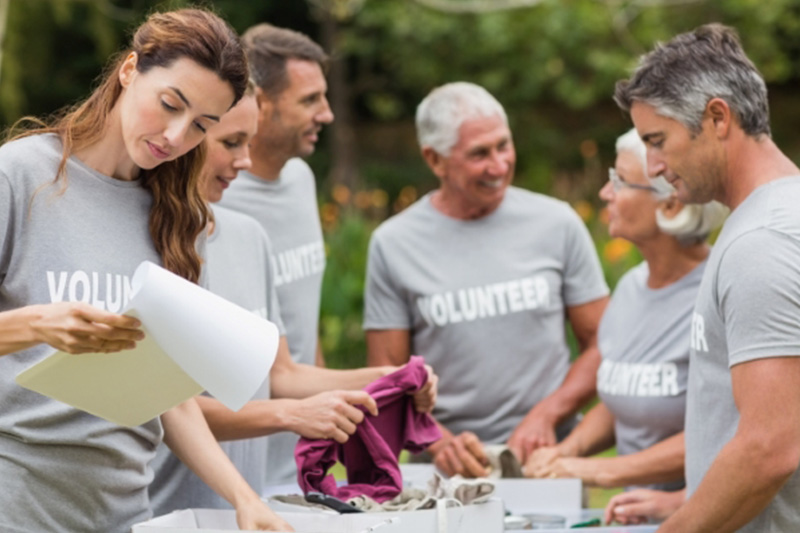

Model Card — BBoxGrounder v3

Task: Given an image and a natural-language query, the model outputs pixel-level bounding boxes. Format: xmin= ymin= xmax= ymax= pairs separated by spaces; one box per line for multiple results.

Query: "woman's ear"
xmin=658 ymin=194 xmax=684 ymax=220
xmin=118 ymin=52 xmax=138 ymax=88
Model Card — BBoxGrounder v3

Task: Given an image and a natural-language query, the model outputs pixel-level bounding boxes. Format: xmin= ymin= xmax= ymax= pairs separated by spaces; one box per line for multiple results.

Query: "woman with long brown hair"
xmin=0 ymin=8 xmax=291 ymax=532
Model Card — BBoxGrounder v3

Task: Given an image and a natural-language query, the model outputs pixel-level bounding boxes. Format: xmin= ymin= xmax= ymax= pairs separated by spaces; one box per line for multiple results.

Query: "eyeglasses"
xmin=608 ymin=168 xmax=658 ymax=193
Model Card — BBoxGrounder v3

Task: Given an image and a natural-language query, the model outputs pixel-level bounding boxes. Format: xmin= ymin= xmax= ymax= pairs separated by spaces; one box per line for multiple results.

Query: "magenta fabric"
xmin=295 ymin=356 xmax=441 ymax=502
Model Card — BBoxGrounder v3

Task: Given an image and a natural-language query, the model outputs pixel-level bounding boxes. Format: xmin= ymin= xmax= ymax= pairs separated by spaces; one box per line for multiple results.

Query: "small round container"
xmin=525 ymin=513 xmax=567 ymax=529
xmin=504 ymin=514 xmax=532 ymax=530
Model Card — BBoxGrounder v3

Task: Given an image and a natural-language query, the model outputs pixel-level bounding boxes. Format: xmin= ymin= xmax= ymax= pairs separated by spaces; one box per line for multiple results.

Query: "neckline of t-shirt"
xmin=733 ymin=174 xmax=800 ymax=214
xmin=418 ymin=190 xmax=510 ymax=226
xmin=238 ymin=169 xmax=285 ymax=190
xmin=66 ymin=153 xmax=145 ymax=189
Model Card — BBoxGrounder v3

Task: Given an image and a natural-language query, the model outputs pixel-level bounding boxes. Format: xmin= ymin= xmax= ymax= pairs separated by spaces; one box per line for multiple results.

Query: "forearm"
xmin=270 ymin=362 xmax=392 ymax=399
xmin=426 ymin=418 xmax=455 ymax=454
xmin=366 ymin=330 xmax=411 ymax=367
xmin=195 ymin=395 xmax=304 ymax=441
xmin=314 ymin=339 xmax=325 ymax=367
xmin=0 ymin=306 xmax=41 ymax=356
xmin=560 ymin=402 xmax=616 ymax=458
xmin=532 ymin=346 xmax=601 ymax=426
xmin=162 ymin=398 xmax=261 ymax=509
xmin=592 ymin=432 xmax=684 ymax=488
xmin=658 ymin=433 xmax=796 ymax=532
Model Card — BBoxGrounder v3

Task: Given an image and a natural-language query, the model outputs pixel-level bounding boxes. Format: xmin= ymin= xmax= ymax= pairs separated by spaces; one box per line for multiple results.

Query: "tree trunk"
xmin=318 ymin=8 xmax=360 ymax=191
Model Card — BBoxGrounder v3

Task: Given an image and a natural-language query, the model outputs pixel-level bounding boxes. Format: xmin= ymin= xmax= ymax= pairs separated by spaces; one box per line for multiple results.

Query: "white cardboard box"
xmin=399 ymin=463 xmax=582 ymax=514
xmin=132 ymin=498 xmax=505 ymax=533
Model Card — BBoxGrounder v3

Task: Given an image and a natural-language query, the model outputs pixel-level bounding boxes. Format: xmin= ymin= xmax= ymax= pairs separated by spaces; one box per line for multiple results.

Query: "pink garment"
xmin=295 ymin=356 xmax=441 ymax=503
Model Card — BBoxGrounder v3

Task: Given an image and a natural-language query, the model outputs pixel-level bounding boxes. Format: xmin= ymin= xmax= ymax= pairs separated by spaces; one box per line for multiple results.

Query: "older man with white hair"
xmin=364 ymin=82 xmax=610 ymax=475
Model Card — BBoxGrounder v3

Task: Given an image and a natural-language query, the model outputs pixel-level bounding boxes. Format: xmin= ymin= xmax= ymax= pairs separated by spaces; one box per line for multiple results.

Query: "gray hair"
xmin=615 ymin=128 xmax=728 ymax=244
xmin=614 ymin=24 xmax=770 ymax=137
xmin=416 ymin=82 xmax=509 ymax=156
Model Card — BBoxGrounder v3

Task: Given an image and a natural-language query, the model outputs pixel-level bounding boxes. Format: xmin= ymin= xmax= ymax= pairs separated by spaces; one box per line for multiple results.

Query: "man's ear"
xmin=705 ymin=97 xmax=732 ymax=139
xmin=118 ymin=52 xmax=138 ymax=88
xmin=254 ymin=86 xmax=275 ymax=120
xmin=421 ymin=146 xmax=447 ymax=180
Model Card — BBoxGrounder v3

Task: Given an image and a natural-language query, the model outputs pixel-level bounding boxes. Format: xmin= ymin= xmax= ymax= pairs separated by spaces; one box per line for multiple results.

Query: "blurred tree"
xmin=3 ymin=0 xmax=800 ymax=367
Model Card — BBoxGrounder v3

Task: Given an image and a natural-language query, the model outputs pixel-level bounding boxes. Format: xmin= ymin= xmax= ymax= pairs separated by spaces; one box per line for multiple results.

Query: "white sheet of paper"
xmin=16 ymin=261 xmax=279 ymax=427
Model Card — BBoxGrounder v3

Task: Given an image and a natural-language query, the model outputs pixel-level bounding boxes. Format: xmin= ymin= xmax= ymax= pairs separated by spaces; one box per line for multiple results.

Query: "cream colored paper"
xmin=16 ymin=261 xmax=279 ymax=427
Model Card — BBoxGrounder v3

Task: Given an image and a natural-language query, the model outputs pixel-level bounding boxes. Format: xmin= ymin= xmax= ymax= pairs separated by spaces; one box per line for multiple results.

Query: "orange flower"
xmin=573 ymin=200 xmax=594 ymax=223
xmin=603 ymin=238 xmax=633 ymax=264
xmin=332 ymin=184 xmax=351 ymax=206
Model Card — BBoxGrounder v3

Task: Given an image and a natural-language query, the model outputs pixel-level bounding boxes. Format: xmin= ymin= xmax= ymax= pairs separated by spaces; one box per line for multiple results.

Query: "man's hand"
xmin=507 ymin=408 xmax=558 ymax=463
xmin=522 ymin=446 xmax=562 ymax=477
xmin=430 ymin=431 xmax=490 ymax=478
xmin=411 ymin=364 xmax=438 ymax=413
xmin=284 ymin=390 xmax=378 ymax=443
xmin=528 ymin=456 xmax=605 ymax=486
xmin=604 ymin=488 xmax=685 ymax=526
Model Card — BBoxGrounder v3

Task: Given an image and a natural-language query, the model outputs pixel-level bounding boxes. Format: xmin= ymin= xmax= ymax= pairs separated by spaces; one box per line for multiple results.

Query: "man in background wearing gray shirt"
xmin=611 ymin=24 xmax=800 ymax=532
xmin=364 ymin=82 xmax=609 ymax=476
xmin=217 ymin=24 xmax=333 ymax=486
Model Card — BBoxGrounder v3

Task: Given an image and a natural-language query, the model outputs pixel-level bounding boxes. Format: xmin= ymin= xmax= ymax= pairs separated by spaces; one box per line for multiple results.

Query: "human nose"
xmin=487 ymin=150 xmax=510 ymax=176
xmin=316 ymin=96 xmax=334 ymax=124
xmin=599 ymin=179 xmax=614 ymax=202
xmin=646 ymin=150 xmax=666 ymax=178
xmin=233 ymin=149 xmax=252 ymax=172
xmin=163 ymin=118 xmax=192 ymax=149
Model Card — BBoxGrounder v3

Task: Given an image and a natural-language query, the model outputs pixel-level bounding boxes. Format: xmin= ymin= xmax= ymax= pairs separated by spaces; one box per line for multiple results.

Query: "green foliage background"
xmin=2 ymin=0 xmax=800 ymax=369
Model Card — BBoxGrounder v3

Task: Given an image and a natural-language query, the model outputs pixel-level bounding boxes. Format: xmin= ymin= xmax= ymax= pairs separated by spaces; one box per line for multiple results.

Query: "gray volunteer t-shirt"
xmin=218 ymin=159 xmax=325 ymax=486
xmin=597 ymin=260 xmax=704 ymax=491
xmin=149 ymin=205 xmax=286 ymax=515
xmin=686 ymin=176 xmax=800 ymax=532
xmin=0 ymin=134 xmax=163 ymax=532
xmin=364 ymin=187 xmax=609 ymax=443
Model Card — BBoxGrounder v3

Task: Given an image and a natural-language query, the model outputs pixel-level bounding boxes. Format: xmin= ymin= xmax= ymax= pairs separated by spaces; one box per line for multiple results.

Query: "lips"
xmin=478 ymin=178 xmax=505 ymax=189
xmin=146 ymin=141 xmax=170 ymax=160
xmin=216 ymin=176 xmax=233 ymax=189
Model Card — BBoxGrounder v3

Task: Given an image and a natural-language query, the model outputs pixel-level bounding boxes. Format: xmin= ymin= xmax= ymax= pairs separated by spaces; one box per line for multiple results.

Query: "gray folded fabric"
xmin=484 ymin=444 xmax=524 ymax=479
xmin=347 ymin=473 xmax=496 ymax=512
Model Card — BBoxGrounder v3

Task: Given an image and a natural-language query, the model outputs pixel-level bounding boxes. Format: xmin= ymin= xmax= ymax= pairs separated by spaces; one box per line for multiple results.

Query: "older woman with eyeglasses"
xmin=524 ymin=129 xmax=727 ymax=494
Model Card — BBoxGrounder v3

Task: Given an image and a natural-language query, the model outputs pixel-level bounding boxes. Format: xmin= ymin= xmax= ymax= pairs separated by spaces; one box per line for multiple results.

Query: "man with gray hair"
xmin=609 ymin=24 xmax=800 ymax=531
xmin=364 ymin=82 xmax=609 ymax=475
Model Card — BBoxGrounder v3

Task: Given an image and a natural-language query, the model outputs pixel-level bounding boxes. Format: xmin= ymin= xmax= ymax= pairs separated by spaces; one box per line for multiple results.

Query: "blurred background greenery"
xmin=1 ymin=0 xmax=797 ymax=367
xmin=6 ymin=0 xmax=788 ymax=509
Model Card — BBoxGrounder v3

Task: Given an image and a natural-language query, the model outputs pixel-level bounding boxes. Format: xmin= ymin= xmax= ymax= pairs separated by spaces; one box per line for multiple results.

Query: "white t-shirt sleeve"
xmin=561 ymin=209 xmax=609 ymax=306
xmin=718 ymin=229 xmax=800 ymax=367
xmin=363 ymin=233 xmax=411 ymax=330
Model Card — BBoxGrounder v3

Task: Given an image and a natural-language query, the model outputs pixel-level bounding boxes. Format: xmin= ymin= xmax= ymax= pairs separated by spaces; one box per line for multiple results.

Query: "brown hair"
xmin=12 ymin=8 xmax=248 ymax=283
xmin=241 ymin=23 xmax=328 ymax=98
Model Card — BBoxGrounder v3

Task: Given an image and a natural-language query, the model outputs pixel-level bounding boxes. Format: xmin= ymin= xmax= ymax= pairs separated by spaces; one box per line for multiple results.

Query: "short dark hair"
xmin=241 ymin=24 xmax=328 ymax=98
xmin=614 ymin=23 xmax=770 ymax=137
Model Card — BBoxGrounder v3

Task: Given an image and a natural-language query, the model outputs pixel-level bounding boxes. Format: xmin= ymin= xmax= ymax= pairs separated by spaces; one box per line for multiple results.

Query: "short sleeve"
xmin=718 ymin=229 xmax=800 ymax=366
xmin=362 ymin=233 xmax=411 ymax=331
xmin=561 ymin=208 xmax=609 ymax=306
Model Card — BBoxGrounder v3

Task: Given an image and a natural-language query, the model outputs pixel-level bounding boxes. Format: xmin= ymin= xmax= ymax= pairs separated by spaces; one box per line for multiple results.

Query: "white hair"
xmin=415 ymin=82 xmax=508 ymax=156
xmin=615 ymin=128 xmax=728 ymax=243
